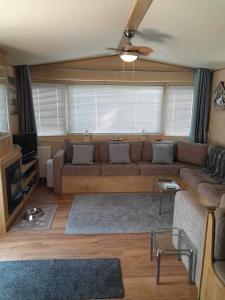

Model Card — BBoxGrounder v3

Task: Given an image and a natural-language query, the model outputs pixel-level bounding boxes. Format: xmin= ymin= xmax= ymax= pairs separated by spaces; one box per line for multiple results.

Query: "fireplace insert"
xmin=6 ymin=160 xmax=23 ymax=215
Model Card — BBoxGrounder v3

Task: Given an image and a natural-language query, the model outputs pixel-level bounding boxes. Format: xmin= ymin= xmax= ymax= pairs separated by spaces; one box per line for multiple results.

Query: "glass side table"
xmin=150 ymin=228 xmax=193 ymax=285
xmin=152 ymin=179 xmax=181 ymax=215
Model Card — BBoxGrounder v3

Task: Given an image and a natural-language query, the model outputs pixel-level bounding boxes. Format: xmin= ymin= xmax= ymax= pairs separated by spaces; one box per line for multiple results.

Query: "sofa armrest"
xmin=53 ymin=149 xmax=65 ymax=194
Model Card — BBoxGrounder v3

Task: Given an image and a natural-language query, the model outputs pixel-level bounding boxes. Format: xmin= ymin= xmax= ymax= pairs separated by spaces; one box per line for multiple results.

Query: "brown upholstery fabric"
xmin=53 ymin=149 xmax=65 ymax=194
xmin=138 ymin=162 xmax=180 ymax=176
xmin=214 ymin=261 xmax=225 ymax=284
xmin=177 ymin=141 xmax=208 ymax=166
xmin=197 ymin=183 xmax=225 ymax=208
xmin=62 ymin=163 xmax=101 ymax=176
xmin=220 ymin=194 xmax=225 ymax=208
xmin=101 ymin=163 xmax=139 ymax=176
xmin=214 ymin=208 xmax=225 ymax=261
xmin=130 ymin=142 xmax=143 ymax=162
xmin=99 ymin=141 xmax=109 ymax=162
xmin=180 ymin=168 xmax=218 ymax=190
xmin=142 ymin=141 xmax=153 ymax=162
xmin=64 ymin=140 xmax=100 ymax=163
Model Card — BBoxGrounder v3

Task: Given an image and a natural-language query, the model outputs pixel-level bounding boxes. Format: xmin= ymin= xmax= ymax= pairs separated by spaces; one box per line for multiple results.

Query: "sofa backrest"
xmin=177 ymin=141 xmax=208 ymax=166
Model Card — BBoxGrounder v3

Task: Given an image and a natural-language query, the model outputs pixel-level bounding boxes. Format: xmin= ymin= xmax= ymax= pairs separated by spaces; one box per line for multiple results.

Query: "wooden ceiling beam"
xmin=118 ymin=0 xmax=154 ymax=49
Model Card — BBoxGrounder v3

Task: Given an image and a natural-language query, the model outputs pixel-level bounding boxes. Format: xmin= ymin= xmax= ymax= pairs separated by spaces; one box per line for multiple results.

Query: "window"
xmin=32 ymin=83 xmax=193 ymax=136
xmin=67 ymin=85 xmax=164 ymax=134
xmin=32 ymin=84 xmax=66 ymax=136
xmin=0 ymin=83 xmax=8 ymax=132
xmin=164 ymin=86 xmax=193 ymax=136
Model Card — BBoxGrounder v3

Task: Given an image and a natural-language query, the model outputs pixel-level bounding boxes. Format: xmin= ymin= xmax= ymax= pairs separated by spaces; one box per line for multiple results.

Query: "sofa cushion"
xmin=180 ymin=168 xmax=218 ymax=190
xmin=220 ymin=194 xmax=225 ymax=208
xmin=130 ymin=142 xmax=143 ymax=162
xmin=197 ymin=183 xmax=225 ymax=209
xmin=72 ymin=144 xmax=94 ymax=165
xmin=64 ymin=141 xmax=100 ymax=163
xmin=214 ymin=262 xmax=225 ymax=284
xmin=142 ymin=141 xmax=153 ymax=162
xmin=177 ymin=141 xmax=208 ymax=166
xmin=62 ymin=163 xmax=101 ymax=176
xmin=109 ymin=143 xmax=131 ymax=163
xmin=214 ymin=208 xmax=225 ymax=261
xmin=101 ymin=163 xmax=139 ymax=176
xmin=138 ymin=162 xmax=180 ymax=176
xmin=152 ymin=142 xmax=174 ymax=164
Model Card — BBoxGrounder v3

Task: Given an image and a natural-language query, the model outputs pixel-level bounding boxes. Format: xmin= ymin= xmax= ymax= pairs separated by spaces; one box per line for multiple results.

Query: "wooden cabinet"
xmin=0 ymin=135 xmax=38 ymax=233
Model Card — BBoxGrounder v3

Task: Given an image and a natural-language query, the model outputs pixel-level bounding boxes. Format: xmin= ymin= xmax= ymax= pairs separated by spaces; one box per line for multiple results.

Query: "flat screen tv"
xmin=13 ymin=133 xmax=37 ymax=163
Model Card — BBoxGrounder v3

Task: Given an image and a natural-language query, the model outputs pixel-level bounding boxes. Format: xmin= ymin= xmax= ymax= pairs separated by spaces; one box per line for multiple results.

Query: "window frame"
xmin=32 ymin=83 xmax=193 ymax=137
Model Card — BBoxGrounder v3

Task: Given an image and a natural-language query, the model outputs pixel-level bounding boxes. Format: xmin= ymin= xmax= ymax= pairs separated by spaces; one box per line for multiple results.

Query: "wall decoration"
xmin=214 ymin=81 xmax=225 ymax=111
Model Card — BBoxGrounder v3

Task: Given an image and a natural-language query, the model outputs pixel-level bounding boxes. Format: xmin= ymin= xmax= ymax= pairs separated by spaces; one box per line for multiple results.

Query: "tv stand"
xmin=0 ymin=135 xmax=38 ymax=233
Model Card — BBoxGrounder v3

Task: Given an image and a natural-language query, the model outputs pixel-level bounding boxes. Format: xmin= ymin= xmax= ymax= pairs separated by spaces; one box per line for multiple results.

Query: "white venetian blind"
xmin=67 ymin=85 xmax=164 ymax=134
xmin=164 ymin=86 xmax=193 ymax=136
xmin=0 ymin=83 xmax=8 ymax=132
xmin=32 ymin=84 xmax=66 ymax=136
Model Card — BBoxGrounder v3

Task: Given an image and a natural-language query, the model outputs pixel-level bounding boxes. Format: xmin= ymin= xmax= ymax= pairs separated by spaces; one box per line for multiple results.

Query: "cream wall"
xmin=208 ymin=69 xmax=225 ymax=146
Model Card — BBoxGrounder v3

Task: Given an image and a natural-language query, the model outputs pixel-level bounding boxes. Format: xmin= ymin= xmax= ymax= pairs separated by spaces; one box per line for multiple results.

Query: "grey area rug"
xmin=66 ymin=193 xmax=174 ymax=234
xmin=0 ymin=258 xmax=124 ymax=300
xmin=11 ymin=204 xmax=57 ymax=231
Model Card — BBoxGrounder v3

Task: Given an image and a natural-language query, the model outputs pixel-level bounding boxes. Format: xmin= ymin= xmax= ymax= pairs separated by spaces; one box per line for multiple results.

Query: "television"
xmin=13 ymin=133 xmax=37 ymax=163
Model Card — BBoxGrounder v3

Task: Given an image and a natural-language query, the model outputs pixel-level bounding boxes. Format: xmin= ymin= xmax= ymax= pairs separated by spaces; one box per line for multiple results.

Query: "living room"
xmin=0 ymin=0 xmax=225 ymax=299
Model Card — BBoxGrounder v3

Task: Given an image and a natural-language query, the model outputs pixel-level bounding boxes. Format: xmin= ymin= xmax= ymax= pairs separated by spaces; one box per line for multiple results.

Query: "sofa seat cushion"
xmin=214 ymin=208 xmax=225 ymax=260
xmin=180 ymin=168 xmax=218 ymax=190
xmin=62 ymin=163 xmax=101 ymax=176
xmin=214 ymin=261 xmax=225 ymax=284
xmin=197 ymin=183 xmax=225 ymax=209
xmin=138 ymin=162 xmax=180 ymax=176
xmin=101 ymin=163 xmax=139 ymax=176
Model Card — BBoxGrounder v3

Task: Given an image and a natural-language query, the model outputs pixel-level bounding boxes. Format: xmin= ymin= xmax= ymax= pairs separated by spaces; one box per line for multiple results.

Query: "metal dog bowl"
xmin=23 ymin=207 xmax=45 ymax=221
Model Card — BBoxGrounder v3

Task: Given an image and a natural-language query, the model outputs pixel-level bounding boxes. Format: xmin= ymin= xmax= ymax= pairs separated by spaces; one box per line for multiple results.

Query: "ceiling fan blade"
xmin=106 ymin=47 xmax=121 ymax=52
xmin=134 ymin=46 xmax=153 ymax=55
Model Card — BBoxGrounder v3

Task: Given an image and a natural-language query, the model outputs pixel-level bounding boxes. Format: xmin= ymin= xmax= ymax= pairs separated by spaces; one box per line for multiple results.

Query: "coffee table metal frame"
xmin=152 ymin=178 xmax=181 ymax=215
xmin=150 ymin=227 xmax=193 ymax=285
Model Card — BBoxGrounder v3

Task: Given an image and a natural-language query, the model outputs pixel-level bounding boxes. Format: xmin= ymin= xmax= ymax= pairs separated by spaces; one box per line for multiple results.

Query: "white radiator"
xmin=37 ymin=146 xmax=51 ymax=178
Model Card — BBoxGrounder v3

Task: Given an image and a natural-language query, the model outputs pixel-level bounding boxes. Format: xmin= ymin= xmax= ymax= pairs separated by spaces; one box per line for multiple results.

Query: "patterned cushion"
xmin=177 ymin=141 xmax=208 ymax=166
xmin=109 ymin=143 xmax=131 ymax=164
xmin=72 ymin=144 xmax=94 ymax=165
xmin=64 ymin=141 xmax=99 ymax=162
xmin=152 ymin=142 xmax=174 ymax=164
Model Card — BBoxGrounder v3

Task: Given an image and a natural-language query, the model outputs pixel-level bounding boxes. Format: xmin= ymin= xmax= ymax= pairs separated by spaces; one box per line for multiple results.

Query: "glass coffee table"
xmin=150 ymin=228 xmax=193 ymax=285
xmin=152 ymin=179 xmax=181 ymax=215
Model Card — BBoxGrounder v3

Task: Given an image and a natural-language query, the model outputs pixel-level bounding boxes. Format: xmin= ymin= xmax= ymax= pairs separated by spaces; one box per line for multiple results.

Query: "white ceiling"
xmin=0 ymin=0 xmax=225 ymax=69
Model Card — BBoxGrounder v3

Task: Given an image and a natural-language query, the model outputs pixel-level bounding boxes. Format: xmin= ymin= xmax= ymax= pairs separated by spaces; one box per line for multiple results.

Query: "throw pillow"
xmin=72 ymin=144 xmax=94 ymax=165
xmin=109 ymin=143 xmax=131 ymax=164
xmin=152 ymin=143 xmax=174 ymax=164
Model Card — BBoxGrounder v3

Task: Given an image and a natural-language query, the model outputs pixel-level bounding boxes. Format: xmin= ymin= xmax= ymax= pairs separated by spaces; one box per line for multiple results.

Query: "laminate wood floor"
xmin=0 ymin=186 xmax=198 ymax=300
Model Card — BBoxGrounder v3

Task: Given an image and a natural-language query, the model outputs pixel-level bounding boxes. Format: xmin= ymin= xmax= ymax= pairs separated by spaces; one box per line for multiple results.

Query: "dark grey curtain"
xmin=190 ymin=68 xmax=213 ymax=143
xmin=16 ymin=65 xmax=36 ymax=133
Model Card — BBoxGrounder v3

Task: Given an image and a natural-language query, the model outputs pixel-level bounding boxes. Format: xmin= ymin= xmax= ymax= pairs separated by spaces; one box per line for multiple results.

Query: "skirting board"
xmin=62 ymin=175 xmax=182 ymax=193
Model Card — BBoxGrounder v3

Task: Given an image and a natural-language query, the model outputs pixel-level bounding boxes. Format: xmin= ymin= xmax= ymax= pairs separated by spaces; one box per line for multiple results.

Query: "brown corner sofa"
xmin=53 ymin=140 xmax=210 ymax=195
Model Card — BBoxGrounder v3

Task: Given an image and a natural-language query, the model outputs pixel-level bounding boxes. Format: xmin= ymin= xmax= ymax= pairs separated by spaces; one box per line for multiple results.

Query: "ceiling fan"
xmin=106 ymin=29 xmax=153 ymax=63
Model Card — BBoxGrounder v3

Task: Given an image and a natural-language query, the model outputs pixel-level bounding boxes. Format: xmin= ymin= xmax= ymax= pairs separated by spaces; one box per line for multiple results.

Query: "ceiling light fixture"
xmin=120 ymin=51 xmax=138 ymax=62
